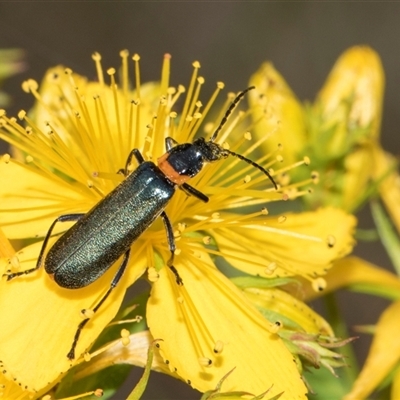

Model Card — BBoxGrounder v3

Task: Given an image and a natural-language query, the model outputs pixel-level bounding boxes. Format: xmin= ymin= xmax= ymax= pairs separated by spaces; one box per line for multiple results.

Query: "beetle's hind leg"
xmin=160 ymin=211 xmax=183 ymax=286
xmin=5 ymin=213 xmax=84 ymax=281
xmin=67 ymin=248 xmax=131 ymax=360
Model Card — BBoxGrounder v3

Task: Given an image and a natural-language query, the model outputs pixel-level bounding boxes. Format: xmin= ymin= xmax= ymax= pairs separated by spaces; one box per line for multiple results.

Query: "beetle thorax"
xmin=157 ymin=138 xmax=228 ymax=185
xmin=157 ymin=143 xmax=204 ymax=185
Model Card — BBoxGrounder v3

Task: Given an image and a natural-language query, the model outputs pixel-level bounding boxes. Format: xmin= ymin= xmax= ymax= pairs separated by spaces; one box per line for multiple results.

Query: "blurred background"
xmin=0 ymin=3 xmax=399 ymax=399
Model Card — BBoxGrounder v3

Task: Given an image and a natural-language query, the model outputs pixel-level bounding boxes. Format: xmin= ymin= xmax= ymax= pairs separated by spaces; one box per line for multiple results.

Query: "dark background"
xmin=0 ymin=3 xmax=399 ymax=399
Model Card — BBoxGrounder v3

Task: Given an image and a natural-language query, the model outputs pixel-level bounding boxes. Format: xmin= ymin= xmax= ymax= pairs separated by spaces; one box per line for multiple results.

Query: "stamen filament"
xmin=131 ymin=55 xmax=142 ymax=151
xmin=274 ymin=157 xmax=310 ymax=176
xmin=127 ymin=100 xmax=137 ymax=151
xmin=178 ymin=61 xmax=200 ymax=133
xmin=160 ymin=54 xmax=171 ymax=95
xmin=169 ymin=85 xmax=185 ymax=110
xmin=120 ymin=49 xmax=130 ymax=102
xmin=107 ymin=69 xmax=124 ymax=164
xmin=92 ymin=52 xmax=104 ymax=86
xmin=95 ymin=95 xmax=114 ymax=165
xmin=132 ymin=54 xmax=141 ymax=100
xmin=185 ymin=77 xmax=204 ymax=137
xmin=189 ymin=82 xmax=224 ymax=143
xmin=152 ymin=97 xmax=168 ymax=155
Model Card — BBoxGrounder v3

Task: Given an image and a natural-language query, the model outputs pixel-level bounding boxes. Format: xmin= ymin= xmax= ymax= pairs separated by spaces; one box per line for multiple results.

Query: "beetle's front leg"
xmin=123 ymin=148 xmax=145 ymax=176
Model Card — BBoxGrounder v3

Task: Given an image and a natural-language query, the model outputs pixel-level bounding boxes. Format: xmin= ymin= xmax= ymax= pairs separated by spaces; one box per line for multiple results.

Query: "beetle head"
xmin=157 ymin=138 xmax=228 ymax=185
xmin=193 ymin=137 xmax=229 ymax=162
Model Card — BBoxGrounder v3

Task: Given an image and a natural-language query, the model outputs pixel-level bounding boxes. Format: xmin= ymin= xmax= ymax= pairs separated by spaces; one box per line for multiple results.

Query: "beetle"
xmin=6 ymin=86 xmax=277 ymax=360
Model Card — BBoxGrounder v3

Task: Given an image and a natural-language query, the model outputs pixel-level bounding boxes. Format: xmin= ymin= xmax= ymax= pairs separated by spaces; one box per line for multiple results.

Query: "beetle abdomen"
xmin=45 ymin=162 xmax=175 ymax=289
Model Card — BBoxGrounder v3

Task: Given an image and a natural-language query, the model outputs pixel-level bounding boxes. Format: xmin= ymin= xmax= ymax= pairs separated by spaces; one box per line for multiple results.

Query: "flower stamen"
xmin=91 ymin=52 xmax=104 ymax=86
xmin=120 ymin=49 xmax=130 ymax=101
xmin=107 ymin=68 xmax=124 ymax=158
xmin=178 ymin=61 xmax=200 ymax=133
xmin=189 ymin=82 xmax=224 ymax=143
xmin=160 ymin=53 xmax=171 ymax=95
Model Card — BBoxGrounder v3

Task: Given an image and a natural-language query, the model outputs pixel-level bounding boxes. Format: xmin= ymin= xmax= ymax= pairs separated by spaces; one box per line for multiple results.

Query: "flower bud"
xmin=249 ymin=62 xmax=307 ymax=165
xmin=315 ymin=46 xmax=384 ymax=155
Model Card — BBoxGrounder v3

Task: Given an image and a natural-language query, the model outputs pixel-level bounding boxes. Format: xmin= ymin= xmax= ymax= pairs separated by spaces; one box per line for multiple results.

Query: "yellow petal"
xmin=344 ymin=300 xmax=400 ymax=400
xmin=243 ymin=287 xmax=333 ymax=336
xmin=0 ymin=374 xmax=29 ymax=400
xmin=147 ymin=256 xmax=307 ymax=399
xmin=212 ymin=207 xmax=356 ymax=279
xmin=391 ymin=366 xmax=400 ymax=400
xmin=0 ymin=227 xmax=14 ymax=258
xmin=341 ymin=145 xmax=374 ymax=211
xmin=0 ymin=241 xmax=146 ymax=394
xmin=292 ymin=256 xmax=400 ymax=302
xmin=249 ymin=62 xmax=307 ymax=165
xmin=0 ymin=157 xmax=94 ymax=239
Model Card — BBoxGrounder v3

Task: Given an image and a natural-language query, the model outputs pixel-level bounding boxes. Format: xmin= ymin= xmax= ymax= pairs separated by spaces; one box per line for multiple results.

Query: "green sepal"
xmin=231 ymin=275 xmax=299 ymax=289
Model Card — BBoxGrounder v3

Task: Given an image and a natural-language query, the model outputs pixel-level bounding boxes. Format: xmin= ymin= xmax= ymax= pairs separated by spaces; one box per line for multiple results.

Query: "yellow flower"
xmin=249 ymin=46 xmax=384 ymax=211
xmin=284 ymin=256 xmax=400 ymax=399
xmin=0 ymin=51 xmax=355 ymax=399
xmin=248 ymin=45 xmax=400 ymax=399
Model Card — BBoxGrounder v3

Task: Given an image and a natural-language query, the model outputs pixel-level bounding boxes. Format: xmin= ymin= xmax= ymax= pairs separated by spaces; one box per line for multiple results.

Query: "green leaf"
xmin=55 ymin=364 xmax=132 ymax=400
xmin=126 ymin=342 xmax=155 ymax=400
xmin=347 ymin=282 xmax=400 ymax=300
xmin=371 ymin=200 xmax=400 ymax=274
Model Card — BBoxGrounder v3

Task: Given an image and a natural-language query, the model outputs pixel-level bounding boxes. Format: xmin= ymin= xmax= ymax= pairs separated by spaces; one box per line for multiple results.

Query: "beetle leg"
xmin=5 ymin=213 xmax=85 ymax=281
xmin=67 ymin=248 xmax=131 ymax=360
xmin=124 ymin=148 xmax=145 ymax=175
xmin=160 ymin=211 xmax=183 ymax=286
xmin=165 ymin=136 xmax=178 ymax=151
xmin=180 ymin=183 xmax=209 ymax=203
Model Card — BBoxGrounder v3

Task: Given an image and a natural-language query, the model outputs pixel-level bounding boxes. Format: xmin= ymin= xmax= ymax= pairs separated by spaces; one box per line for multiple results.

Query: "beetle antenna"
xmin=225 ymin=149 xmax=278 ymax=190
xmin=210 ymin=86 xmax=255 ymax=142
